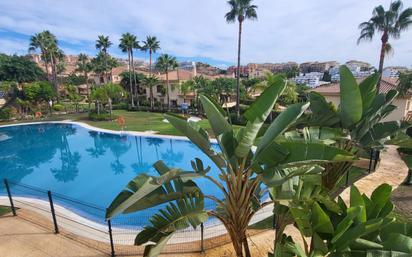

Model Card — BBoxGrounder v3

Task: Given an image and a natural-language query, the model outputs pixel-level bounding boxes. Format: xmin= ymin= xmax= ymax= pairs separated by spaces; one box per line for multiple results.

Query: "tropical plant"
xmin=358 ymin=0 xmax=412 ymax=90
xmin=66 ymin=84 xmax=82 ymax=112
xmin=397 ymin=71 xmax=412 ymax=97
xmin=141 ymin=36 xmax=160 ymax=76
xmin=95 ymin=35 xmax=112 ymax=83
xmin=225 ymin=0 xmax=258 ymax=117
xmin=303 ymin=66 xmax=411 ymax=191
xmin=119 ymin=33 xmax=140 ymax=107
xmin=143 ymin=75 xmax=159 ymax=110
xmin=272 ymin=183 xmax=412 ymax=256
xmin=155 ymin=54 xmax=178 ymax=110
xmin=0 ymin=54 xmax=45 ymax=82
xmin=23 ymin=81 xmax=55 ymax=105
xmin=91 ymin=52 xmax=118 ymax=85
xmin=106 ymin=74 xmax=355 ymax=257
xmin=29 ymin=30 xmax=63 ymax=99
xmin=75 ymin=53 xmax=92 ymax=109
xmin=91 ymin=83 xmax=125 ymax=115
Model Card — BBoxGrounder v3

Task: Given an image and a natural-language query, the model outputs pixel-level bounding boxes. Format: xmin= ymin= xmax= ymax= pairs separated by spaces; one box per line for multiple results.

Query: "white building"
xmin=294 ymin=72 xmax=324 ymax=88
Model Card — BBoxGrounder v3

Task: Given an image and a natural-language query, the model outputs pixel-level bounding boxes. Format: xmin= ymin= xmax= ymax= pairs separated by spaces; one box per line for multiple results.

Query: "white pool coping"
xmin=0 ymin=120 xmax=270 ymax=246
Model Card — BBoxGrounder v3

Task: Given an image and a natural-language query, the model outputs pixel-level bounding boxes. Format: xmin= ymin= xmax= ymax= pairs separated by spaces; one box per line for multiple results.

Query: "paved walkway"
xmin=0 ymin=145 xmax=409 ymax=257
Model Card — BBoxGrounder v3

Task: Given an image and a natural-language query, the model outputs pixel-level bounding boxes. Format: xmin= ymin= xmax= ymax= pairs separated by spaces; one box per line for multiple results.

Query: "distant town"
xmin=29 ymin=53 xmax=411 ymax=89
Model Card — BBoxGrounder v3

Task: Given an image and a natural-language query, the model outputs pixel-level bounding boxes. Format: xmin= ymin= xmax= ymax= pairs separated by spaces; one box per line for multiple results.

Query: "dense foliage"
xmin=0 ymin=54 xmax=45 ymax=82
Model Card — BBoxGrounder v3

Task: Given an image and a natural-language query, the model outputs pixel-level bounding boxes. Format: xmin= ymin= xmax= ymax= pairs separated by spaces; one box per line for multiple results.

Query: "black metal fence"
xmin=0 ymin=179 xmax=271 ymax=256
xmin=0 ymin=149 xmax=380 ymax=256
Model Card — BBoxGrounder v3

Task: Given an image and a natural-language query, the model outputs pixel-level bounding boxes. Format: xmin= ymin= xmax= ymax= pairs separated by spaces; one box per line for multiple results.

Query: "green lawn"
xmin=0 ymin=206 xmax=12 ymax=216
xmin=0 ymin=110 xmax=242 ymax=137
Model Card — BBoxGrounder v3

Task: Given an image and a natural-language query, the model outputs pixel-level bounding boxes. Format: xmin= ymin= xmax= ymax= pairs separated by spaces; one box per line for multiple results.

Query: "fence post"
xmin=200 ymin=222 xmax=204 ymax=253
xmin=373 ymin=150 xmax=380 ymax=171
xmin=107 ymin=219 xmax=115 ymax=257
xmin=368 ymin=149 xmax=374 ymax=173
xmin=47 ymin=191 xmax=59 ymax=234
xmin=4 ymin=179 xmax=16 ymax=216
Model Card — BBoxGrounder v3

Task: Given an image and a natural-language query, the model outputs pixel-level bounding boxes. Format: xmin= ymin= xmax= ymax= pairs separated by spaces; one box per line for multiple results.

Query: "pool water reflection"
xmin=0 ymin=123 xmax=221 ymax=225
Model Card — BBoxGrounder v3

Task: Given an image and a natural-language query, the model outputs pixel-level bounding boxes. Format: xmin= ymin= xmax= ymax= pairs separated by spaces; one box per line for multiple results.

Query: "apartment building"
xmin=300 ymin=61 xmax=339 ymax=73
xmin=383 ymin=66 xmax=409 ymax=78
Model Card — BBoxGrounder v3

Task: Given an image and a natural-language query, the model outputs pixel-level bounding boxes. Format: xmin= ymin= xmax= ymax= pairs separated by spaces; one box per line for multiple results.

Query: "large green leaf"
xmin=259 ymin=141 xmax=355 ymax=167
xmin=307 ymin=92 xmax=340 ymax=127
xmin=359 ymin=73 xmax=379 ymax=112
xmin=350 ymin=186 xmax=367 ymax=223
xmin=312 ymin=202 xmax=334 ymax=234
xmin=135 ymin=196 xmax=208 ymax=257
xmin=359 ymin=121 xmax=411 ymax=147
xmin=255 ymin=102 xmax=310 ymax=161
xmin=165 ymin=113 xmax=226 ymax=168
xmin=235 ymin=76 xmax=286 ymax=158
xmin=106 ymin=162 xmax=201 ymax=219
xmin=369 ymin=183 xmax=392 ymax=219
xmin=382 ymin=233 xmax=412 ymax=254
xmin=340 ymin=65 xmax=362 ymax=128
xmin=199 ymin=94 xmax=232 ymax=138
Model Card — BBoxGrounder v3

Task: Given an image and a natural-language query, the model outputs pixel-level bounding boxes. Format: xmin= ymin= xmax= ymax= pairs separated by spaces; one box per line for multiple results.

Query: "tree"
xmin=358 ymin=0 xmax=412 ymax=91
xmin=180 ymin=79 xmax=194 ymax=104
xmin=106 ymin=75 xmax=354 ymax=257
xmin=91 ymin=52 xmax=118 ymax=85
xmin=143 ymin=74 xmax=159 ymax=110
xmin=95 ymin=35 xmax=112 ymax=83
xmin=141 ymin=36 xmax=160 ymax=76
xmin=91 ymin=83 xmax=125 ymax=115
xmin=119 ymin=33 xmax=139 ymax=107
xmin=0 ymin=54 xmax=45 ymax=82
xmin=75 ymin=53 xmax=92 ymax=110
xmin=66 ymin=84 xmax=82 ymax=112
xmin=155 ymin=54 xmax=178 ymax=110
xmin=23 ymin=81 xmax=55 ymax=105
xmin=225 ymin=0 xmax=257 ymax=117
xmin=29 ymin=31 xmax=63 ymax=99
xmin=397 ymin=71 xmax=412 ymax=97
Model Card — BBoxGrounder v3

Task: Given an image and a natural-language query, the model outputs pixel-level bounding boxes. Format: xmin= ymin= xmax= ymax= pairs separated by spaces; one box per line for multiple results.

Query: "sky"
xmin=0 ymin=0 xmax=411 ymax=69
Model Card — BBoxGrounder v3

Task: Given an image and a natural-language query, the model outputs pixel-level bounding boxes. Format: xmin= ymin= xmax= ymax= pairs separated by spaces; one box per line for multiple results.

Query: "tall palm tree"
xmin=95 ymin=35 xmax=112 ymax=83
xmin=76 ymin=53 xmax=92 ymax=110
xmin=29 ymin=30 xmax=62 ymax=100
xmin=143 ymin=74 xmax=159 ymax=110
xmin=358 ymin=0 xmax=412 ymax=91
xmin=141 ymin=36 xmax=160 ymax=76
xmin=155 ymin=54 xmax=178 ymax=111
xmin=225 ymin=0 xmax=257 ymax=117
xmin=119 ymin=33 xmax=139 ymax=107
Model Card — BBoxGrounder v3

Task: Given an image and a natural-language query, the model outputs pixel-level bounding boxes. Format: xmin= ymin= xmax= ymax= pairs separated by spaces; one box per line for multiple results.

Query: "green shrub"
xmin=0 ymin=108 xmax=12 ymax=120
xmin=52 ymin=104 xmax=65 ymax=111
xmin=112 ymin=102 xmax=128 ymax=110
xmin=88 ymin=112 xmax=117 ymax=121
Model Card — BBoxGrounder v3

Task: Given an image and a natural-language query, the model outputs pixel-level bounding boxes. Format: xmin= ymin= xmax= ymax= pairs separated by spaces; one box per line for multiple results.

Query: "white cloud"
xmin=0 ymin=0 xmax=411 ymax=67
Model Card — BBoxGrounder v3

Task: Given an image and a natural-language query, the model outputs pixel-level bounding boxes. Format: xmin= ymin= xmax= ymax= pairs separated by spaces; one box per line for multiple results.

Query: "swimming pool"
xmin=0 ymin=122 xmax=221 ymax=226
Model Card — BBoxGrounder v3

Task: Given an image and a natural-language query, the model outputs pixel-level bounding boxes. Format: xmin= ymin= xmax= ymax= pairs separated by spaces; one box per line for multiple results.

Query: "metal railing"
xmin=0 ymin=178 xmax=273 ymax=256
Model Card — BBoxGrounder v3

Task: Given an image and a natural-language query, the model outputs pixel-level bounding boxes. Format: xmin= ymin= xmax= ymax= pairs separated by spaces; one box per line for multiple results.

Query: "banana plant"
xmin=273 ymin=183 xmax=412 ymax=256
xmin=301 ymin=66 xmax=411 ymax=190
xmin=106 ymin=74 xmax=355 ymax=257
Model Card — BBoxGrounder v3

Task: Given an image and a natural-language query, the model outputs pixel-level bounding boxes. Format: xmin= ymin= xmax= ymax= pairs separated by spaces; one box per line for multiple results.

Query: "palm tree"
xmin=119 ymin=33 xmax=139 ymax=107
xmin=29 ymin=31 xmax=61 ymax=98
xmin=143 ymin=75 xmax=159 ymax=110
xmin=225 ymin=0 xmax=257 ymax=117
xmin=76 ymin=53 xmax=92 ymax=110
xmin=95 ymin=35 xmax=112 ymax=83
xmin=358 ymin=0 xmax=412 ymax=91
xmin=155 ymin=54 xmax=178 ymax=110
xmin=141 ymin=36 xmax=160 ymax=76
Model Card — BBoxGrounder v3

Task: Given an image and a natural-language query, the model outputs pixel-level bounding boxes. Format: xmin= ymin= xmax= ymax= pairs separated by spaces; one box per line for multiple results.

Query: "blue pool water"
xmin=0 ymin=123 xmax=221 ymax=226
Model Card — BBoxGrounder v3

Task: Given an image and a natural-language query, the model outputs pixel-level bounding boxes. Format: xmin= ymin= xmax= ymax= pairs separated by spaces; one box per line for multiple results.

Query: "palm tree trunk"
xmin=85 ymin=72 xmax=91 ymax=111
xmin=236 ymin=21 xmax=243 ymax=118
xmin=149 ymin=49 xmax=152 ymax=76
xmin=50 ymin=52 xmax=59 ymax=102
xmin=150 ymin=86 xmax=154 ymax=111
xmin=128 ymin=51 xmax=135 ymax=107
xmin=131 ymin=49 xmax=139 ymax=108
xmin=377 ymin=31 xmax=388 ymax=94
xmin=166 ymin=71 xmax=170 ymax=111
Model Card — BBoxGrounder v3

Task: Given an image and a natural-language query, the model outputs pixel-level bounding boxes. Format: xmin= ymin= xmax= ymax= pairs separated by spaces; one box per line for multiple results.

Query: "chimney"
xmin=192 ymin=61 xmax=197 ymax=77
